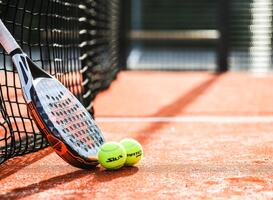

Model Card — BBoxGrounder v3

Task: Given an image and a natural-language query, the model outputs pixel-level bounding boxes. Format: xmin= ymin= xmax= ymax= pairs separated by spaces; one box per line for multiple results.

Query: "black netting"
xmin=80 ymin=0 xmax=120 ymax=109
xmin=0 ymin=0 xmax=121 ymax=164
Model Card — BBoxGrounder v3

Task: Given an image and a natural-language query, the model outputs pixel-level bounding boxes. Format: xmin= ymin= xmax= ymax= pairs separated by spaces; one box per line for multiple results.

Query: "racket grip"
xmin=0 ymin=20 xmax=20 ymax=54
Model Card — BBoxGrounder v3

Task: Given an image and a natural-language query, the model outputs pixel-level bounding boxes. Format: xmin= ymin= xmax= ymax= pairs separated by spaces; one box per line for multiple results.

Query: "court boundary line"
xmin=96 ymin=116 xmax=273 ymax=123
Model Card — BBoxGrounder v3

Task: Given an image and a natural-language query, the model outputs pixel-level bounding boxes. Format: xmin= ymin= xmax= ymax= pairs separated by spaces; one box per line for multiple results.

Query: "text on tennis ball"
xmin=106 ymin=154 xmax=124 ymax=162
xmin=127 ymin=150 xmax=142 ymax=158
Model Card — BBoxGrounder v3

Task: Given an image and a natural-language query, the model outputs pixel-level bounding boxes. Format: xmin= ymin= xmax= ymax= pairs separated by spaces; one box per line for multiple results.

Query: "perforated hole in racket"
xmin=33 ymin=78 xmax=104 ymax=158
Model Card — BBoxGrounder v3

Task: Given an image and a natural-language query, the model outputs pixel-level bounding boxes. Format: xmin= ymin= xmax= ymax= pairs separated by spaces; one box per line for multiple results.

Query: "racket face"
xmin=0 ymin=17 xmax=104 ymax=168
xmin=30 ymin=77 xmax=104 ymax=163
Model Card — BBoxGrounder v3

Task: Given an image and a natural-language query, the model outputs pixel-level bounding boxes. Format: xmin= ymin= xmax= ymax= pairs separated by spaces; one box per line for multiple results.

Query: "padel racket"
xmin=0 ymin=20 xmax=104 ymax=169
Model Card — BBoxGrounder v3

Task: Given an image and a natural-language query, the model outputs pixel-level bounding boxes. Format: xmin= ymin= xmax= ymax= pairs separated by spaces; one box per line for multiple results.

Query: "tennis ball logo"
xmin=98 ymin=142 xmax=127 ymax=170
xmin=120 ymin=138 xmax=143 ymax=166
xmin=127 ymin=150 xmax=142 ymax=158
xmin=106 ymin=154 xmax=124 ymax=162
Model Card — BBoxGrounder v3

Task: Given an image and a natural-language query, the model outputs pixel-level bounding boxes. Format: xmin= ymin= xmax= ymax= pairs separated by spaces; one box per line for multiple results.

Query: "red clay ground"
xmin=0 ymin=71 xmax=273 ymax=199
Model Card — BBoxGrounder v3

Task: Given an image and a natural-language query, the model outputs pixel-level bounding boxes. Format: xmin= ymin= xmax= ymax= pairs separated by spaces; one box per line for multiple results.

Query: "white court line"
xmin=96 ymin=116 xmax=273 ymax=124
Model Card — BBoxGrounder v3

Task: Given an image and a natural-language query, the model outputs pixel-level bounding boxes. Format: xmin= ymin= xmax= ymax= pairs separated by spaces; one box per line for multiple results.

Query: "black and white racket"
xmin=0 ymin=20 xmax=105 ymax=169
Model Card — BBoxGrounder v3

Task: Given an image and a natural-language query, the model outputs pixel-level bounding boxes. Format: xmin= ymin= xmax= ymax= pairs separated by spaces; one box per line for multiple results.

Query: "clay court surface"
xmin=1 ymin=71 xmax=273 ymax=199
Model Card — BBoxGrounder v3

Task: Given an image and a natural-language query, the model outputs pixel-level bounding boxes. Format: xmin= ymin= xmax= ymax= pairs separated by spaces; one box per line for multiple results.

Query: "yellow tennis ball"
xmin=98 ymin=142 xmax=127 ymax=170
xmin=120 ymin=138 xmax=143 ymax=166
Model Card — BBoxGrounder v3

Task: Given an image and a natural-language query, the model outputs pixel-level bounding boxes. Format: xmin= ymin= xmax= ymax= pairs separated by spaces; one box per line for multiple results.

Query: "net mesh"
xmin=0 ymin=0 xmax=121 ymax=164
xmin=80 ymin=0 xmax=120 ymax=109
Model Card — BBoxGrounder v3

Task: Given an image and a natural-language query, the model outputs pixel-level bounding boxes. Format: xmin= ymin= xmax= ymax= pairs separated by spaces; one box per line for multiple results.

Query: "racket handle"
xmin=0 ymin=20 xmax=20 ymax=54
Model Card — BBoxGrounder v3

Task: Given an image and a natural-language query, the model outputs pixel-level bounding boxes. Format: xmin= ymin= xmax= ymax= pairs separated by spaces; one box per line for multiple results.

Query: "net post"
xmin=217 ymin=0 xmax=230 ymax=72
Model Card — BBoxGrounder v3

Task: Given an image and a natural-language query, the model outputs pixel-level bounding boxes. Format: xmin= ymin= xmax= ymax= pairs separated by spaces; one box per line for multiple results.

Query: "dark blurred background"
xmin=120 ymin=0 xmax=272 ymax=73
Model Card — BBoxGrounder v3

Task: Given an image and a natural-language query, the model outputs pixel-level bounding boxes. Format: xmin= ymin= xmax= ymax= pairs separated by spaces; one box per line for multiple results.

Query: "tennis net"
xmin=0 ymin=0 xmax=121 ymax=164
